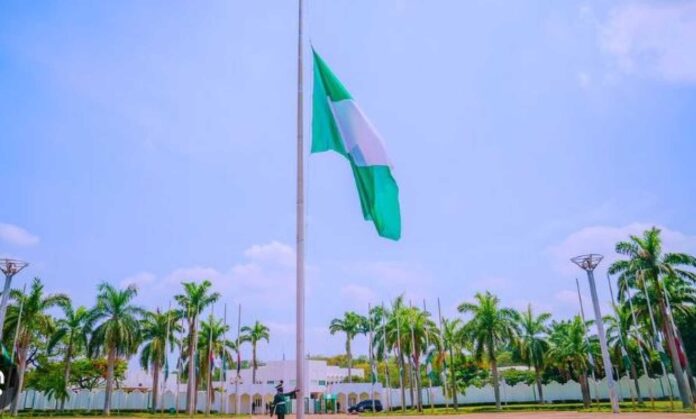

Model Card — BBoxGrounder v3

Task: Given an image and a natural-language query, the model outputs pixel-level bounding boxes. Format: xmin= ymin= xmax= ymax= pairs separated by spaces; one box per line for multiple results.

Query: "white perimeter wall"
xmin=16 ymin=374 xmax=678 ymax=413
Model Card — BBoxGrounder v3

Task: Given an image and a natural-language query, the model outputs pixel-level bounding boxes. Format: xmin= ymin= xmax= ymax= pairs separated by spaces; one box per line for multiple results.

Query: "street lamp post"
xmin=571 ymin=254 xmax=620 ymax=414
xmin=0 ymin=258 xmax=28 ymax=342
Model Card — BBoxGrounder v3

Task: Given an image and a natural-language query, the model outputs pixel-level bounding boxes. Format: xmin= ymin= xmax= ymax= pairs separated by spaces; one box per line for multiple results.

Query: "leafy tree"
xmin=546 ymin=317 xmax=594 ymax=408
xmin=452 ymin=354 xmax=490 ymax=389
xmin=458 ymin=291 xmax=518 ymax=410
xmin=174 ymin=280 xmax=219 ymax=415
xmin=198 ymin=315 xmax=234 ymax=410
xmin=86 ymin=283 xmax=144 ymax=415
xmin=4 ymin=277 xmax=68 ymax=415
xmin=500 ymin=368 xmax=535 ymax=386
xmin=47 ymin=302 xmax=89 ymax=410
xmin=441 ymin=317 xmax=463 ymax=409
xmin=610 ymin=227 xmax=696 ymax=408
xmin=26 ymin=357 xmax=127 ymax=392
xmin=240 ymin=320 xmax=270 ymax=385
xmin=329 ymin=312 xmax=367 ymax=383
xmin=515 ymin=304 xmax=550 ymax=404
xmin=139 ymin=308 xmax=181 ymax=411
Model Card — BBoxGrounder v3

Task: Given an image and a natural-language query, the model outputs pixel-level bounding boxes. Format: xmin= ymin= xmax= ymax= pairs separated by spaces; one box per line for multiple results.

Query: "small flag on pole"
xmin=312 ymin=49 xmax=401 ymax=240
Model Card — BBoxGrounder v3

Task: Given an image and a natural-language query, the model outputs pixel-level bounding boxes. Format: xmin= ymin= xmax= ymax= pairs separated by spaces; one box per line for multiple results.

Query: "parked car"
xmin=348 ymin=400 xmax=383 ymax=413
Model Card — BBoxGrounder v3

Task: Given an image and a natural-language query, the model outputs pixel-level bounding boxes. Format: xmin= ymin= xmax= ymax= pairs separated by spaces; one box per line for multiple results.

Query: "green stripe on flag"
xmin=311 ymin=49 xmax=402 ymax=240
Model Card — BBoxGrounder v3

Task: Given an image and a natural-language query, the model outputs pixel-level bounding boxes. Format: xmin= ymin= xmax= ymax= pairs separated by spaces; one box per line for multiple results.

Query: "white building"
xmin=123 ymin=359 xmax=375 ymax=413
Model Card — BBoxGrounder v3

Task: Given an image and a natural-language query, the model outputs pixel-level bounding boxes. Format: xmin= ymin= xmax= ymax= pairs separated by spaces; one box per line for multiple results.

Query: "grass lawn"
xmin=10 ymin=401 xmax=696 ymax=417
xmin=363 ymin=400 xmax=694 ymax=415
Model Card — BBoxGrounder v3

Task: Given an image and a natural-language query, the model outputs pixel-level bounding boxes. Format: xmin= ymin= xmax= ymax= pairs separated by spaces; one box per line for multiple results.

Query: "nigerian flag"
xmin=312 ymin=49 xmax=401 ymax=240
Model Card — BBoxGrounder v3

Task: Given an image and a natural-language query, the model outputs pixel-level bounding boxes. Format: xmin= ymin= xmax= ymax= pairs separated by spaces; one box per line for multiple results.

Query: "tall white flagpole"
xmin=422 ymin=300 xmax=434 ymax=411
xmin=394 ymin=304 xmax=405 ymax=411
xmin=161 ymin=301 xmax=172 ymax=414
xmin=380 ymin=302 xmax=392 ymax=411
xmin=606 ymin=275 xmax=637 ymax=405
xmin=235 ymin=303 xmax=242 ymax=414
xmin=222 ymin=303 xmax=228 ymax=413
xmin=436 ymin=298 xmax=450 ymax=410
xmin=206 ymin=304 xmax=214 ymax=416
xmin=295 ymin=0 xmax=306 ymax=417
xmin=639 ymin=272 xmax=675 ymax=405
xmin=624 ymin=278 xmax=656 ymax=407
xmin=368 ymin=303 xmax=376 ymax=413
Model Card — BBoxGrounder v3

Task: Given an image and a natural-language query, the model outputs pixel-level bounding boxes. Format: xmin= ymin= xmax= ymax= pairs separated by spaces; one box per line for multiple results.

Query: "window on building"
xmin=267 ymin=381 xmax=274 ymax=384
xmin=318 ymin=380 xmax=326 ymax=386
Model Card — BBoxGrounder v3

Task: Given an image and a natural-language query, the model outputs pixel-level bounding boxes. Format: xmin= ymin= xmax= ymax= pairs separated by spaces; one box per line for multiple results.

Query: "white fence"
xmin=382 ymin=374 xmax=678 ymax=408
xmin=17 ymin=374 xmax=679 ymax=412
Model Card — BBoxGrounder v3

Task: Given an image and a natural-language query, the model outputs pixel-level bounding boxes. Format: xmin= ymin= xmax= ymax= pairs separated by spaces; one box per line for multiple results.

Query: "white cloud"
xmin=340 ymin=284 xmax=376 ymax=307
xmin=120 ymin=272 xmax=156 ymax=289
xmin=0 ymin=223 xmax=39 ymax=247
xmin=243 ymin=241 xmax=294 ymax=268
xmin=600 ymin=2 xmax=696 ymax=83
xmin=120 ymin=240 xmax=301 ymax=315
xmin=547 ymin=223 xmax=696 ymax=275
xmin=346 ymin=260 xmax=432 ymax=303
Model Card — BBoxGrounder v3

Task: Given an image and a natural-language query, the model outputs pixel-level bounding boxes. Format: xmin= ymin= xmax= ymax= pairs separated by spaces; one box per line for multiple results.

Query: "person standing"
xmin=271 ymin=384 xmax=297 ymax=419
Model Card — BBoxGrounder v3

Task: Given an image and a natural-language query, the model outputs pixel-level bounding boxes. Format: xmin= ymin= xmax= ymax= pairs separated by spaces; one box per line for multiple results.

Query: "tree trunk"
xmin=103 ymin=347 xmax=116 ymax=415
xmin=675 ymin=327 xmax=696 ymax=403
xmin=630 ymin=361 xmax=643 ymax=403
xmin=660 ymin=301 xmax=694 ymax=409
xmin=187 ymin=315 xmax=198 ymax=415
xmin=10 ymin=345 xmax=29 ymax=416
xmin=414 ymin=356 xmax=423 ymax=412
xmin=399 ymin=350 xmax=406 ymax=412
xmin=60 ymin=340 xmax=73 ymax=411
xmin=534 ymin=364 xmax=544 ymax=404
xmin=407 ymin=359 xmax=415 ymax=409
xmin=579 ymin=372 xmax=590 ymax=408
xmin=252 ymin=343 xmax=257 ymax=384
xmin=347 ymin=338 xmax=352 ymax=383
xmin=152 ymin=361 xmax=161 ymax=411
xmin=448 ymin=348 xmax=458 ymax=410
xmin=491 ymin=357 xmax=501 ymax=410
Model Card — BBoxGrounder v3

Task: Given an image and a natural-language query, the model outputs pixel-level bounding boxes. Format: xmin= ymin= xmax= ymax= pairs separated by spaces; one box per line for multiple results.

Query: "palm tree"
xmin=372 ymin=303 xmax=408 ymax=410
xmin=140 ymin=308 xmax=181 ymax=412
xmin=383 ymin=297 xmax=415 ymax=409
xmin=458 ymin=291 xmax=518 ymax=410
xmin=241 ymin=320 xmax=270 ymax=384
xmin=516 ymin=304 xmax=550 ymax=404
xmin=47 ymin=302 xmax=89 ymax=410
xmin=174 ymin=280 xmax=220 ymax=415
xmin=329 ymin=311 xmax=367 ymax=383
xmin=546 ymin=317 xmax=594 ymax=408
xmin=87 ymin=283 xmax=144 ymax=415
xmin=400 ymin=305 xmax=438 ymax=412
xmin=609 ymin=227 xmax=696 ymax=408
xmin=198 ymin=316 xmax=234 ymax=413
xmin=4 ymin=278 xmax=68 ymax=415
xmin=441 ymin=317 xmax=463 ymax=410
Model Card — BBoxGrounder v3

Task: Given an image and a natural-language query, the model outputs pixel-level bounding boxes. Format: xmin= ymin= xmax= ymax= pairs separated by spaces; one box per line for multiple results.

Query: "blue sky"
xmin=1 ymin=0 xmax=696 ymax=362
